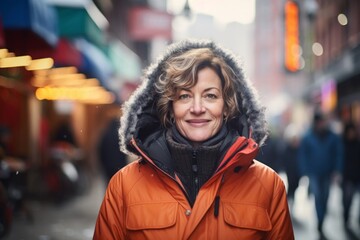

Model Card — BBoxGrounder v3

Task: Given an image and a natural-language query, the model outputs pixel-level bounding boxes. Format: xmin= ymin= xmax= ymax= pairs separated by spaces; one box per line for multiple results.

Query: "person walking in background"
xmin=98 ymin=117 xmax=128 ymax=183
xmin=298 ymin=110 xmax=343 ymax=240
xmin=256 ymin=131 xmax=281 ymax=173
xmin=279 ymin=124 xmax=301 ymax=213
xmin=93 ymin=39 xmax=294 ymax=239
xmin=0 ymin=125 xmax=31 ymax=236
xmin=51 ymin=120 xmax=77 ymax=147
xmin=341 ymin=122 xmax=360 ymax=231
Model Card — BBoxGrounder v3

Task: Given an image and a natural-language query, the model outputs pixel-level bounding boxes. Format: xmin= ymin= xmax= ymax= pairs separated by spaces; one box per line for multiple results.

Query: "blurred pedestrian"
xmin=51 ymin=119 xmax=77 ymax=147
xmin=0 ymin=125 xmax=31 ymax=236
xmin=298 ymin=110 xmax=343 ymax=239
xmin=98 ymin=117 xmax=128 ymax=183
xmin=257 ymin=131 xmax=281 ymax=173
xmin=341 ymin=122 xmax=360 ymax=229
xmin=279 ymin=124 xmax=301 ymax=212
xmin=93 ymin=39 xmax=294 ymax=239
xmin=47 ymin=119 xmax=85 ymax=200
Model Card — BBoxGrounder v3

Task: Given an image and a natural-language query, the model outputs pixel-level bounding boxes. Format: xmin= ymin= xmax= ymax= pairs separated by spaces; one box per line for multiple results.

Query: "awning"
xmin=0 ymin=0 xmax=58 ymax=58
xmin=52 ymin=38 xmax=82 ymax=68
xmin=73 ymin=38 xmax=113 ymax=90
xmin=46 ymin=0 xmax=108 ymax=49
xmin=104 ymin=40 xmax=142 ymax=81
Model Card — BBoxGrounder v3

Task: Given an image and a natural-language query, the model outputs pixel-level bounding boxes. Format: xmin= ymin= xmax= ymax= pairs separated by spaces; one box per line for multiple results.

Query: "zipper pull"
xmin=192 ymin=150 xmax=199 ymax=193
xmin=192 ymin=150 xmax=198 ymax=173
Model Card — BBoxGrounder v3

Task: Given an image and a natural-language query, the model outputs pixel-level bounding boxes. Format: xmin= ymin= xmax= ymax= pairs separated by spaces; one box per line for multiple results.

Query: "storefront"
xmin=1 ymin=0 xmax=142 ymax=178
xmin=319 ymin=43 xmax=360 ymax=129
xmin=338 ymin=71 xmax=360 ymax=129
xmin=0 ymin=0 xmax=58 ymax=166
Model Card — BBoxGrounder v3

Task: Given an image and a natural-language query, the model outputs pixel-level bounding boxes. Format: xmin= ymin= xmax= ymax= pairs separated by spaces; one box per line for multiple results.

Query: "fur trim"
xmin=119 ymin=39 xmax=268 ymax=155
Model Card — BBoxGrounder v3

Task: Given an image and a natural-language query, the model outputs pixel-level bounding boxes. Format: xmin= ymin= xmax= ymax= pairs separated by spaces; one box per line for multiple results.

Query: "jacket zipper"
xmin=192 ymin=150 xmax=199 ymax=194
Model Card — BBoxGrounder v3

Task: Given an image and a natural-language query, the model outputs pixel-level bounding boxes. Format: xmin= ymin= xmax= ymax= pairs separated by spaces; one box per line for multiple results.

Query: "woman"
xmin=93 ymin=39 xmax=294 ymax=239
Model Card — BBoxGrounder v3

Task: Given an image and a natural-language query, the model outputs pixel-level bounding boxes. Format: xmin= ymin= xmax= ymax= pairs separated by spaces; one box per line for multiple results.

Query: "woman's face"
xmin=172 ymin=67 xmax=225 ymax=143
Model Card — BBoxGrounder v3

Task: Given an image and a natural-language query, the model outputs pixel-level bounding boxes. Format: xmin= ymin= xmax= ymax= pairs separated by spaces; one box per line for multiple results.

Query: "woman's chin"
xmin=186 ymin=135 xmax=211 ymax=143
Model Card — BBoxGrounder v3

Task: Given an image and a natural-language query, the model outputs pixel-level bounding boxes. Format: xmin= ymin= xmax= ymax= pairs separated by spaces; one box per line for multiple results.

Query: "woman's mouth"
xmin=187 ymin=119 xmax=209 ymax=126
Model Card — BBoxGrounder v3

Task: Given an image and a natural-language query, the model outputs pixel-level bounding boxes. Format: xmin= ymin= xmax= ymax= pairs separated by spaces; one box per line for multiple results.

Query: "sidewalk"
xmin=3 ymin=174 xmax=105 ymax=240
xmin=290 ymin=176 xmax=360 ymax=240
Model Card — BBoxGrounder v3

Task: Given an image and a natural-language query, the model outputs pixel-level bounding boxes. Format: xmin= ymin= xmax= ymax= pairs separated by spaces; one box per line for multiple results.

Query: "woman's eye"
xmin=205 ymin=93 xmax=218 ymax=99
xmin=179 ymin=94 xmax=190 ymax=100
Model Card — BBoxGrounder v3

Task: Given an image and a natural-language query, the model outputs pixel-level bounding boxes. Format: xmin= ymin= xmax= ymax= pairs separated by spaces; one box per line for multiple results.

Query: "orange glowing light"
xmin=284 ymin=1 xmax=300 ymax=72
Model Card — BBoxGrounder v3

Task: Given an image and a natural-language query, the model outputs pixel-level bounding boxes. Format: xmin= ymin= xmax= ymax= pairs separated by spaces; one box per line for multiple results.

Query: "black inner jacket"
xmin=166 ymin=125 xmax=229 ymax=206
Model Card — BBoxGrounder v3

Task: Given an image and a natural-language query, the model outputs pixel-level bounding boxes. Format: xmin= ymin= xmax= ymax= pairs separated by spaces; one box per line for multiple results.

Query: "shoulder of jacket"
xmin=247 ymin=160 xmax=285 ymax=191
xmin=249 ymin=160 xmax=277 ymax=175
xmin=108 ymin=159 xmax=154 ymax=191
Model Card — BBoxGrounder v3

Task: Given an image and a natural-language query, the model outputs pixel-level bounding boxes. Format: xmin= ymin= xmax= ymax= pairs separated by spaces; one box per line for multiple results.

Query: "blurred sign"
xmin=284 ymin=1 xmax=300 ymax=72
xmin=321 ymin=80 xmax=337 ymax=112
xmin=128 ymin=7 xmax=173 ymax=41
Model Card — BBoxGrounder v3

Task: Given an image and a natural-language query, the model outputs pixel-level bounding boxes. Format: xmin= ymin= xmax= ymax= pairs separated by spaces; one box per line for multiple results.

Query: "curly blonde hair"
xmin=154 ymin=48 xmax=239 ymax=128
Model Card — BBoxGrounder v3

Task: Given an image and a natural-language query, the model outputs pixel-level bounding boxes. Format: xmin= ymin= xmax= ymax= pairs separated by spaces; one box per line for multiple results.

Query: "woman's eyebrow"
xmin=178 ymin=88 xmax=191 ymax=92
xmin=178 ymin=87 xmax=220 ymax=92
xmin=204 ymin=87 xmax=220 ymax=92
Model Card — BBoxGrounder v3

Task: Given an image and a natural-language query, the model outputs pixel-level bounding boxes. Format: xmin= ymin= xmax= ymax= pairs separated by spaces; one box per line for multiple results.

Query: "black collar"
xmin=170 ymin=124 xmax=228 ymax=148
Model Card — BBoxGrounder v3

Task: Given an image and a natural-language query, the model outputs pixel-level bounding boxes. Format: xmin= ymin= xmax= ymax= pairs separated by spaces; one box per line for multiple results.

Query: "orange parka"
xmin=93 ymin=40 xmax=294 ymax=239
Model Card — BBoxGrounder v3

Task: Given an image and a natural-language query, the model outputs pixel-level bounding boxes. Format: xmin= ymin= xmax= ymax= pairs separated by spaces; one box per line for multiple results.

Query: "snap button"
xmin=185 ymin=209 xmax=191 ymax=216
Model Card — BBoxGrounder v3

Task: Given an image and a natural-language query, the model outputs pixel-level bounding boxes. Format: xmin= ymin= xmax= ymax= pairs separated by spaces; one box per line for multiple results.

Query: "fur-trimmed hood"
xmin=119 ymin=39 xmax=268 ymax=156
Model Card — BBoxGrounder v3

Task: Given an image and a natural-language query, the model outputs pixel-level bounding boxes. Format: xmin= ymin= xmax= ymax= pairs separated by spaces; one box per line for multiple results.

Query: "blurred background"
xmin=0 ymin=0 xmax=360 ymax=239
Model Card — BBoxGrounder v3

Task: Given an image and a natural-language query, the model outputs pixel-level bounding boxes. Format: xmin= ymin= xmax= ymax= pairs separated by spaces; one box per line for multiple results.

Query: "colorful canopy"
xmin=0 ymin=0 xmax=58 ymax=47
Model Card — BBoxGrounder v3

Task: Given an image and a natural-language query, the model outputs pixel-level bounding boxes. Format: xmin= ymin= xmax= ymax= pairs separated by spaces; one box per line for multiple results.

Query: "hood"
xmin=119 ymin=39 xmax=268 ymax=156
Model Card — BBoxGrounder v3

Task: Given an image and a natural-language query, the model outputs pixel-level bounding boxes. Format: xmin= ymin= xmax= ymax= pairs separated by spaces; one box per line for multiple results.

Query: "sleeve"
xmin=93 ymin=172 xmax=126 ymax=240
xmin=266 ymin=176 xmax=295 ymax=240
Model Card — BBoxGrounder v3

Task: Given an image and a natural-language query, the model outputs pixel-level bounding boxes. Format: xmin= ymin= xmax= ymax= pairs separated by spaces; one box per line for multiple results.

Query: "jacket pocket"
xmin=126 ymin=202 xmax=178 ymax=230
xmin=223 ymin=202 xmax=272 ymax=231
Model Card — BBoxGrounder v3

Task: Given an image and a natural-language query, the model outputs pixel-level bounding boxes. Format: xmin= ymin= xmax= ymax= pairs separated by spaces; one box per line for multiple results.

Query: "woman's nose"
xmin=190 ymin=97 xmax=205 ymax=113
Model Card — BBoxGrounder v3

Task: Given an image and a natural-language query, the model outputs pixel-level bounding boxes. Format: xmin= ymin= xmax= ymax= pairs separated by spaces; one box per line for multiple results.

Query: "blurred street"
xmin=2 ymin=174 xmax=105 ymax=240
xmin=2 ymin=173 xmax=360 ymax=240
xmin=289 ymin=176 xmax=360 ymax=240
xmin=1 ymin=0 xmax=360 ymax=240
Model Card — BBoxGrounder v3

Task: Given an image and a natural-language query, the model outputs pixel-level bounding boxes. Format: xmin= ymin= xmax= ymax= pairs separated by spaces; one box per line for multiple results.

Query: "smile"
xmin=186 ymin=119 xmax=210 ymax=126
